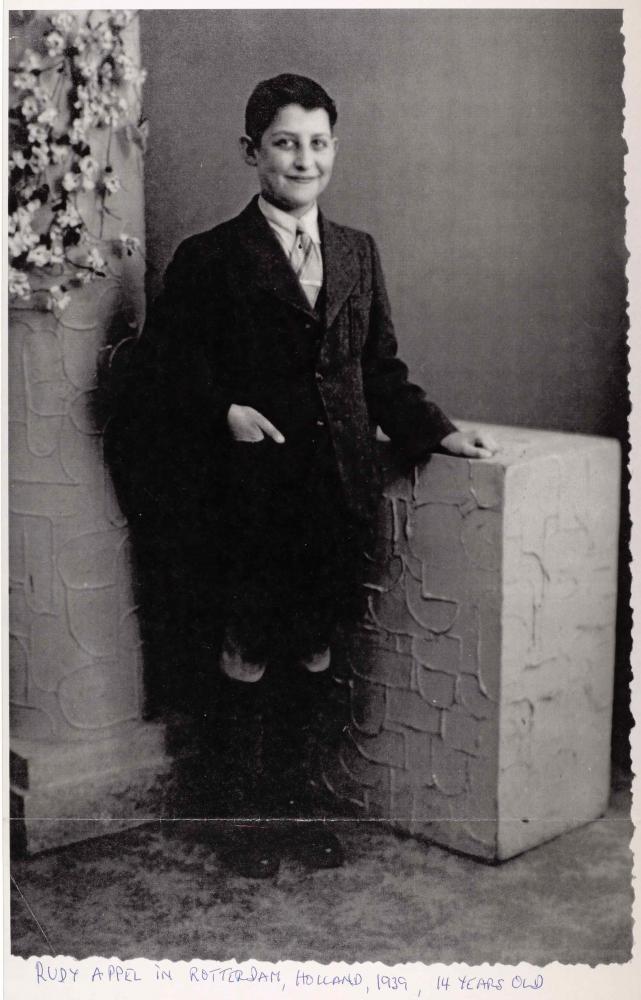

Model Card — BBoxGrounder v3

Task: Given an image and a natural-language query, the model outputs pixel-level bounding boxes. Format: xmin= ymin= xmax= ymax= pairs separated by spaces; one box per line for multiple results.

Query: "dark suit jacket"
xmin=105 ymin=196 xmax=457 ymax=711
xmin=108 ymin=195 xmax=456 ymax=534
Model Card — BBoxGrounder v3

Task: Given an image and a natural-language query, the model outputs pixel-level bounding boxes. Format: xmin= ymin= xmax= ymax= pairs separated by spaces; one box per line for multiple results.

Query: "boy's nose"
xmin=294 ymin=145 xmax=313 ymax=169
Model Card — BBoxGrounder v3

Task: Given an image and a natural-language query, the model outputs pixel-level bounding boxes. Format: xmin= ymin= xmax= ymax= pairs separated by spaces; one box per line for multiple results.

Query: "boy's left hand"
xmin=439 ymin=429 xmax=499 ymax=460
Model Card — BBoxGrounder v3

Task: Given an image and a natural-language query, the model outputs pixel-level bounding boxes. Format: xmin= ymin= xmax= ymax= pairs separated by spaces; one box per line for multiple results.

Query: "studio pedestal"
xmin=10 ymin=722 xmax=169 ymax=855
xmin=323 ymin=423 xmax=620 ymax=860
xmin=8 ymin=11 xmax=170 ymax=857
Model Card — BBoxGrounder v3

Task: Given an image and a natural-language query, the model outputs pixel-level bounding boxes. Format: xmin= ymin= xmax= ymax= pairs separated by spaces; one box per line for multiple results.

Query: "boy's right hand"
xmin=227 ymin=404 xmax=285 ymax=443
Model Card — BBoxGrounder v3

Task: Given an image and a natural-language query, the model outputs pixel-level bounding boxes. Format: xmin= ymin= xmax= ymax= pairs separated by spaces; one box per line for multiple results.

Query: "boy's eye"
xmin=311 ymin=139 xmax=329 ymax=149
xmin=274 ymin=138 xmax=295 ymax=149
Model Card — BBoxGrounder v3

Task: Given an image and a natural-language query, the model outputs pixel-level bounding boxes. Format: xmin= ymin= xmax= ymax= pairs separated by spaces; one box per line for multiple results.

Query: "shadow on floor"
xmin=10 ymin=785 xmax=632 ymax=965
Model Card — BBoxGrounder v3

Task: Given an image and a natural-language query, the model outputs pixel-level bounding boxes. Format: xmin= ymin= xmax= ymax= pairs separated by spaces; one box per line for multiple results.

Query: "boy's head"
xmin=244 ymin=73 xmax=337 ymax=146
xmin=240 ymin=74 xmax=338 ymax=217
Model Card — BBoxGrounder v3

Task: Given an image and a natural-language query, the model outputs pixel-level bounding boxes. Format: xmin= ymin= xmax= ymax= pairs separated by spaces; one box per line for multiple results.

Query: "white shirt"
xmin=258 ymin=194 xmax=321 ymax=253
xmin=258 ymin=196 xmax=323 ymax=304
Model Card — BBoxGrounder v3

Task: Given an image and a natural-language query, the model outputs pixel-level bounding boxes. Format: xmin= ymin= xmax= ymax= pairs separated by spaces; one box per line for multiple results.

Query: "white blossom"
xmin=95 ymin=23 xmax=115 ymax=52
xmin=51 ymin=13 xmax=77 ymax=33
xmin=27 ymin=245 xmax=52 ymax=267
xmin=21 ymin=96 xmax=40 ymax=121
xmin=29 ymin=144 xmax=50 ymax=171
xmin=76 ymin=54 xmax=98 ymax=81
xmin=13 ymin=70 xmax=38 ymax=91
xmin=49 ymin=285 xmax=71 ymax=311
xmin=72 ymin=29 xmax=90 ymax=54
xmin=9 ymin=233 xmax=27 ymax=258
xmin=117 ymin=232 xmax=141 ymax=256
xmin=27 ymin=123 xmax=49 ymax=144
xmin=62 ymin=171 xmax=81 ymax=192
xmin=9 ymin=150 xmax=27 ymax=170
xmin=37 ymin=106 xmax=59 ymax=127
xmin=115 ymin=52 xmax=146 ymax=85
xmin=45 ymin=30 xmax=65 ymax=57
xmin=9 ymin=268 xmax=32 ymax=300
xmin=11 ymin=212 xmax=40 ymax=252
xmin=103 ymin=172 xmax=121 ymax=194
xmin=56 ymin=204 xmax=81 ymax=228
xmin=99 ymin=61 xmax=114 ymax=83
xmin=50 ymin=142 xmax=70 ymax=165
xmin=86 ymin=247 xmax=106 ymax=271
xmin=69 ymin=118 xmax=88 ymax=144
xmin=49 ymin=238 xmax=65 ymax=265
xmin=79 ymin=155 xmax=99 ymax=176
xmin=19 ymin=49 xmax=42 ymax=72
xmin=109 ymin=10 xmax=134 ymax=28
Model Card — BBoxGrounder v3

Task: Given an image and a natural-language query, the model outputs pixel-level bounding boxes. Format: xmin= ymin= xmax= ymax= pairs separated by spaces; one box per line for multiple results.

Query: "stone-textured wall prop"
xmin=9 ymin=12 xmax=169 ymax=854
xmin=322 ymin=423 xmax=620 ymax=861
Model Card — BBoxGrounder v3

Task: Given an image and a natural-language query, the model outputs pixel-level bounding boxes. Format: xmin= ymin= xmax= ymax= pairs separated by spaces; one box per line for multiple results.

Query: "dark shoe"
xmin=219 ymin=824 xmax=281 ymax=879
xmin=286 ymin=821 xmax=345 ymax=870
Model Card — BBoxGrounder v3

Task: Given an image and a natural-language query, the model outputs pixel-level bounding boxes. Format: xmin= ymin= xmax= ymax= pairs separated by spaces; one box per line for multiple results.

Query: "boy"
xmin=109 ymin=74 xmax=496 ymax=879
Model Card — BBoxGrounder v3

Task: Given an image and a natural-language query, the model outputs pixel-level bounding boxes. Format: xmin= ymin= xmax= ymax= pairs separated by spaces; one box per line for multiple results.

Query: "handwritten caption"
xmin=33 ymin=961 xmax=544 ymax=994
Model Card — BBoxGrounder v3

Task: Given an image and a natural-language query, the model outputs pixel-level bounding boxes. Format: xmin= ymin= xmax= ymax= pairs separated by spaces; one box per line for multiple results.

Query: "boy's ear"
xmin=239 ymin=135 xmax=258 ymax=166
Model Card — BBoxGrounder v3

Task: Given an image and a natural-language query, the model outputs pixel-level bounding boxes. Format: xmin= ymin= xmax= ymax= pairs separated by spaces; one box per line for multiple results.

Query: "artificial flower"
xmin=79 ymin=154 xmax=99 ymax=176
xmin=56 ymin=204 xmax=82 ymax=228
xmin=9 ymin=150 xmax=28 ymax=170
xmin=9 ymin=268 xmax=32 ymax=299
xmin=109 ymin=11 xmax=134 ymax=29
xmin=69 ymin=118 xmax=88 ymax=144
xmin=87 ymin=247 xmax=106 ymax=271
xmin=50 ymin=13 xmax=77 ymax=33
xmin=117 ymin=232 xmax=141 ymax=256
xmin=62 ymin=171 xmax=81 ymax=192
xmin=49 ymin=285 xmax=71 ymax=311
xmin=27 ymin=123 xmax=48 ymax=144
xmin=103 ymin=171 xmax=121 ymax=194
xmin=27 ymin=245 xmax=52 ymax=267
xmin=95 ymin=23 xmax=115 ymax=53
xmin=21 ymin=96 xmax=40 ymax=120
xmin=29 ymin=144 xmax=50 ymax=171
xmin=13 ymin=70 xmax=38 ymax=91
xmin=49 ymin=142 xmax=70 ymax=165
xmin=37 ymin=107 xmax=59 ymax=127
xmin=19 ymin=49 xmax=42 ymax=72
xmin=44 ymin=30 xmax=65 ymax=57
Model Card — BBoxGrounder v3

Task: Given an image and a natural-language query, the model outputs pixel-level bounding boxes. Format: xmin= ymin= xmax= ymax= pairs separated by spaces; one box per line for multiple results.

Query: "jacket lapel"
xmin=320 ymin=214 xmax=360 ymax=330
xmin=230 ymin=197 xmax=317 ymax=318
xmin=229 ymin=199 xmax=360 ymax=328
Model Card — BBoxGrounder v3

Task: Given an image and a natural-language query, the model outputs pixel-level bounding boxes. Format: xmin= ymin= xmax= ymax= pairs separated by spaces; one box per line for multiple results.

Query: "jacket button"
xmin=315 ymin=371 xmax=324 ymax=382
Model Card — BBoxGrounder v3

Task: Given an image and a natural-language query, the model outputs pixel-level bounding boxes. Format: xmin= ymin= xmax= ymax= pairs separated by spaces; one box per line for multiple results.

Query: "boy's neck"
xmin=259 ymin=192 xmax=317 ymax=220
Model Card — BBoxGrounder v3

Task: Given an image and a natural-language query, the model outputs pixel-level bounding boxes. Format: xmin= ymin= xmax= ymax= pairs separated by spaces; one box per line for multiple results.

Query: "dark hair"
xmin=245 ymin=73 xmax=337 ymax=144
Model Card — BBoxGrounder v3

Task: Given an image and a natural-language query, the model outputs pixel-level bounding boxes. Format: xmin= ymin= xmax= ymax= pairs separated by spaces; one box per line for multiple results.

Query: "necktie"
xmin=291 ymin=227 xmax=322 ymax=308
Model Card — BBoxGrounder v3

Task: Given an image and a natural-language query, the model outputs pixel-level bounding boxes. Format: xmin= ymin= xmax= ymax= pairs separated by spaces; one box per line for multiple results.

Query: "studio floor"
xmin=10 ymin=778 xmax=633 ymax=966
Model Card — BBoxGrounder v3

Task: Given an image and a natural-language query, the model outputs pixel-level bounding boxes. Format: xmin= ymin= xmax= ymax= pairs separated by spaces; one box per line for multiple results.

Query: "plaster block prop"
xmin=323 ymin=423 xmax=620 ymax=860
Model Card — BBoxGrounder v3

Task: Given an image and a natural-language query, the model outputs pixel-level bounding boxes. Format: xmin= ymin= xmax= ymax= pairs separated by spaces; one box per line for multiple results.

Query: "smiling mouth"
xmin=287 ymin=176 xmax=319 ymax=182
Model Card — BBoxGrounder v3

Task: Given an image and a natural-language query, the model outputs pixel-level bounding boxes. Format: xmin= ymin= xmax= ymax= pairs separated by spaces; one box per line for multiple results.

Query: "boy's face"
xmin=241 ymin=104 xmax=337 ymax=216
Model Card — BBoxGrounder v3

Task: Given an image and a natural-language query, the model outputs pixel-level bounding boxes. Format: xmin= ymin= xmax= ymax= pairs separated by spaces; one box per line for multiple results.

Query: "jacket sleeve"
xmin=146 ymin=237 xmax=235 ymax=440
xmin=361 ymin=234 xmax=457 ymax=461
xmin=104 ymin=235 xmax=233 ymax=522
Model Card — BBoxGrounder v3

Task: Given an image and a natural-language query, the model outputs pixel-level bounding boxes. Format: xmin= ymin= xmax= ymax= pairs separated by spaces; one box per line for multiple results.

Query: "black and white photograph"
xmin=5 ymin=2 xmax=636 ymax=984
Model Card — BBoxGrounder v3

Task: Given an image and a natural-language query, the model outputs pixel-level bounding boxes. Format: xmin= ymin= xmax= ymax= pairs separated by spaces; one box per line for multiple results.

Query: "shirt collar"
xmin=258 ymin=195 xmax=321 ymax=245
